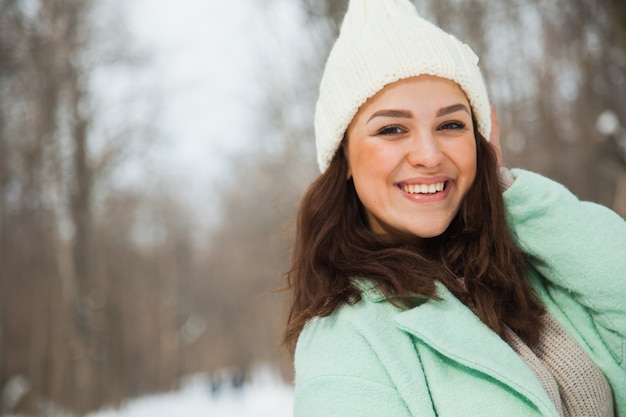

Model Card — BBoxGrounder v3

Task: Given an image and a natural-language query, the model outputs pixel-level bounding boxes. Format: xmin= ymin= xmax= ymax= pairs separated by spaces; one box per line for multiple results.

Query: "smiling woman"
xmin=283 ymin=0 xmax=626 ymax=416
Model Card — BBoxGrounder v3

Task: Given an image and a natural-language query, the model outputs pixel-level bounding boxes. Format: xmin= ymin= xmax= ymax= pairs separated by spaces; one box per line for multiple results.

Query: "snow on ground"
xmin=87 ymin=367 xmax=294 ymax=417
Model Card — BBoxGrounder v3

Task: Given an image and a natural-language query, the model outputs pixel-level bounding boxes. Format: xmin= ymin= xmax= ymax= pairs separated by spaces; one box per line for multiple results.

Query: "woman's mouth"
xmin=399 ymin=181 xmax=446 ymax=195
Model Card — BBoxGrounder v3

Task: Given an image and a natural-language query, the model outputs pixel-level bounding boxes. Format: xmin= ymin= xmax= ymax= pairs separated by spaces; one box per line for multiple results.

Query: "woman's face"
xmin=345 ymin=75 xmax=477 ymax=240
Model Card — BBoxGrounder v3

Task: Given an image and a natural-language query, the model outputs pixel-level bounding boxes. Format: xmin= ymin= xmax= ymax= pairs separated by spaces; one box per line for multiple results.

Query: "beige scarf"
xmin=505 ymin=314 xmax=615 ymax=417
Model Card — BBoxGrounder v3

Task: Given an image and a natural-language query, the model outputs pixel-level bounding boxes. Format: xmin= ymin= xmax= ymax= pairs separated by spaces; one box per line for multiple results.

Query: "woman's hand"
xmin=489 ymin=105 xmax=504 ymax=167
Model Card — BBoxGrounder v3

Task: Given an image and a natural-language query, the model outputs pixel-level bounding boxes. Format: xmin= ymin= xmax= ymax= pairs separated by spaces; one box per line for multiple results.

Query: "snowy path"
xmin=87 ymin=373 xmax=294 ymax=417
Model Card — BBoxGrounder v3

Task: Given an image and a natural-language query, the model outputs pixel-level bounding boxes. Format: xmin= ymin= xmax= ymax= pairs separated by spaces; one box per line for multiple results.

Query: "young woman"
xmin=283 ymin=1 xmax=626 ymax=416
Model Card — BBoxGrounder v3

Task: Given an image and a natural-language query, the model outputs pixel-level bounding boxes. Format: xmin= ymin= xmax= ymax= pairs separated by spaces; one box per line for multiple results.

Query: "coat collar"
xmin=359 ymin=280 xmax=560 ymax=417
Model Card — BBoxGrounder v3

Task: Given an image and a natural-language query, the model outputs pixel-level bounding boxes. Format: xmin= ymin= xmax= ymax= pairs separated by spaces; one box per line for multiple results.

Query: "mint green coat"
xmin=294 ymin=170 xmax=626 ymax=416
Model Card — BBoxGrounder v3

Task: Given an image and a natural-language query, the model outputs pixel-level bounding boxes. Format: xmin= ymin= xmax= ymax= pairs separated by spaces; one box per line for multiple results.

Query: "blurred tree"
xmin=0 ymin=0 xmax=160 ymax=413
xmin=187 ymin=0 xmax=325 ymax=379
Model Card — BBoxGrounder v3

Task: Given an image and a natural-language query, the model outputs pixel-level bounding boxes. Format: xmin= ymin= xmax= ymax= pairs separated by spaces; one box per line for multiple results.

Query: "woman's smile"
xmin=395 ymin=177 xmax=450 ymax=201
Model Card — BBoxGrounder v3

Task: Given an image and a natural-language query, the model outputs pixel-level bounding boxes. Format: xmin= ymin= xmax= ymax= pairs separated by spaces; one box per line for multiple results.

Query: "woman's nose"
xmin=406 ymin=132 xmax=444 ymax=168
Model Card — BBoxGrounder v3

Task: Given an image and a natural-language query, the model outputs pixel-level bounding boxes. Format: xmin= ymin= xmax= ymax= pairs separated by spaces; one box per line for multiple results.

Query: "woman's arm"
xmin=503 ymin=168 xmax=626 ymax=349
xmin=491 ymin=107 xmax=626 ymax=329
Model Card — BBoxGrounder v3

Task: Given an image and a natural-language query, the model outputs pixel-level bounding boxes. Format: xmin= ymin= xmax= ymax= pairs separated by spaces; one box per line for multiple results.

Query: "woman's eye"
xmin=376 ymin=125 xmax=406 ymax=136
xmin=439 ymin=121 xmax=467 ymax=130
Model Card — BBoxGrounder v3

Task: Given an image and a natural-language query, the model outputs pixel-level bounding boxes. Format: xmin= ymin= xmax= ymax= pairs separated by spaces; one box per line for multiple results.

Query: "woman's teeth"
xmin=402 ymin=182 xmax=445 ymax=194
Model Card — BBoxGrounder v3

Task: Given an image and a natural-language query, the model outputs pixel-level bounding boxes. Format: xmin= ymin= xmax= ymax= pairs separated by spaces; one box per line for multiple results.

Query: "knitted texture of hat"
xmin=314 ymin=0 xmax=491 ymax=172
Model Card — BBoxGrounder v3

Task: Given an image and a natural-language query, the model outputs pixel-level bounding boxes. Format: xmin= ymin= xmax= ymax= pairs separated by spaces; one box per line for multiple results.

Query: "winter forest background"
xmin=1 ymin=0 xmax=625 ymax=415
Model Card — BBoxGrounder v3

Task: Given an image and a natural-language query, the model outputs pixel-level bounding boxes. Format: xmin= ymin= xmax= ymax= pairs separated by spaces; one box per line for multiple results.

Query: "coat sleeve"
xmin=503 ymin=168 xmax=626 ymax=359
xmin=293 ymin=312 xmax=413 ymax=417
xmin=503 ymin=169 xmax=626 ymax=417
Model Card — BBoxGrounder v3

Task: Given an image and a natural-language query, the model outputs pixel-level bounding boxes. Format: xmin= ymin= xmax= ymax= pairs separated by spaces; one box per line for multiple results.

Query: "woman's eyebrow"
xmin=437 ymin=103 xmax=470 ymax=117
xmin=366 ymin=104 xmax=469 ymax=123
xmin=367 ymin=109 xmax=413 ymax=123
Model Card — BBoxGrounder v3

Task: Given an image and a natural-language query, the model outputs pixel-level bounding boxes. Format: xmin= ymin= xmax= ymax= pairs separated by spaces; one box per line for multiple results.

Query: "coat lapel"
xmin=392 ymin=282 xmax=560 ymax=417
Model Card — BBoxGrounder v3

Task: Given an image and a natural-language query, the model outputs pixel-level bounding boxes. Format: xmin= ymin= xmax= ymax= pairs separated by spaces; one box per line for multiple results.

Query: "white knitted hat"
xmin=315 ymin=0 xmax=491 ymax=172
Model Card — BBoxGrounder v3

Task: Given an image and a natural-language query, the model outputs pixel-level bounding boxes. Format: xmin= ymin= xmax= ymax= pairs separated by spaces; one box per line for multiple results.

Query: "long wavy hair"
xmin=282 ymin=126 xmax=545 ymax=353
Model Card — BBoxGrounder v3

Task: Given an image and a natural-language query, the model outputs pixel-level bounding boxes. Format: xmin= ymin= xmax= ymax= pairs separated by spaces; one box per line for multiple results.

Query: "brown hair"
xmin=282 ymin=128 xmax=544 ymax=353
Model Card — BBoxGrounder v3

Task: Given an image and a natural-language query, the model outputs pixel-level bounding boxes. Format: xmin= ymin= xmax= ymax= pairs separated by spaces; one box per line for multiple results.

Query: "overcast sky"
xmin=117 ymin=0 xmax=308 ymax=228
xmin=127 ymin=0 xmax=269 ymax=175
